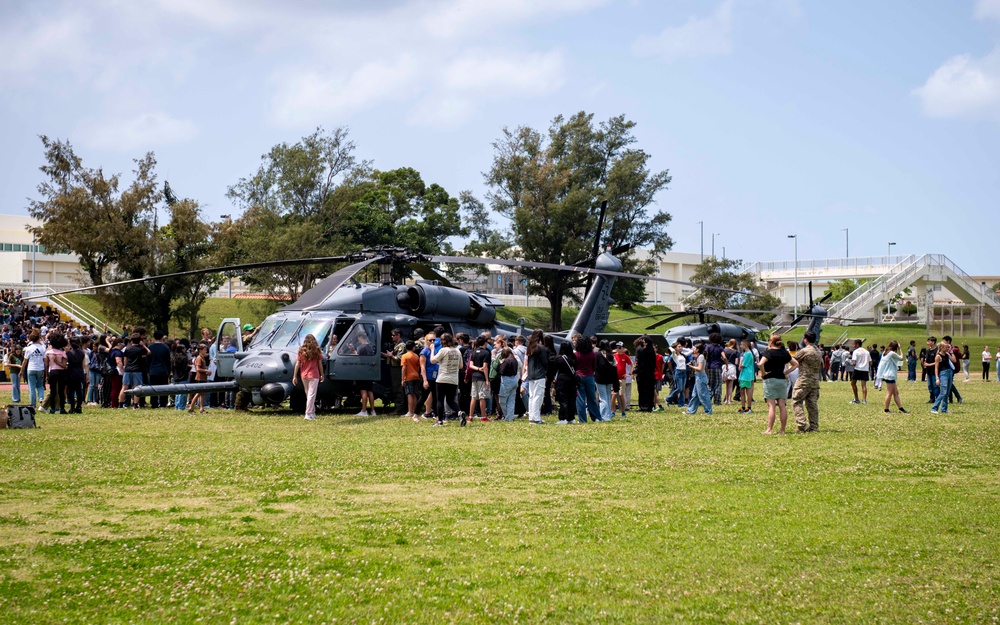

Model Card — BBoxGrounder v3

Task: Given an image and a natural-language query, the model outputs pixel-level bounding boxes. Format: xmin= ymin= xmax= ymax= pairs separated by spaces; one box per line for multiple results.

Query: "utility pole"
xmin=841 ymin=228 xmax=849 ymax=258
xmin=788 ymin=234 xmax=798 ymax=318
xmin=697 ymin=221 xmax=704 ymax=263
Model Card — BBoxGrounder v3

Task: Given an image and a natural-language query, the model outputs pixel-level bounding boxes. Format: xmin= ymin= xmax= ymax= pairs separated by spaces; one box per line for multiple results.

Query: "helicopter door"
xmin=329 ymin=321 xmax=379 ymax=381
xmin=215 ymin=318 xmax=243 ymax=378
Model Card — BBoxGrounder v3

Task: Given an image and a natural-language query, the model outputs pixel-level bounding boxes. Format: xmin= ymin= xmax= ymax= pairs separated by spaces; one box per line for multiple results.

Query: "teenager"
xmin=878 ymin=341 xmax=908 ymax=414
xmin=292 ymin=334 xmax=324 ymax=421
xmin=759 ymin=334 xmax=797 ymax=435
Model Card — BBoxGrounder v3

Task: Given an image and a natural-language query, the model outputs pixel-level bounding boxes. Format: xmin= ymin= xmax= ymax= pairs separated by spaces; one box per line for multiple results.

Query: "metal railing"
xmin=45 ymin=288 xmax=108 ymax=331
xmin=745 ymin=255 xmax=912 ymax=275
xmin=827 ymin=255 xmax=920 ymax=319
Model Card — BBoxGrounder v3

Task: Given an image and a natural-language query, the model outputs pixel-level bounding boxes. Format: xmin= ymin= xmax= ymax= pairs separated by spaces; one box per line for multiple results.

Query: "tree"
xmin=687 ymin=257 xmax=782 ymax=325
xmin=825 ymin=278 xmax=866 ymax=302
xmin=479 ymin=112 xmax=672 ymax=329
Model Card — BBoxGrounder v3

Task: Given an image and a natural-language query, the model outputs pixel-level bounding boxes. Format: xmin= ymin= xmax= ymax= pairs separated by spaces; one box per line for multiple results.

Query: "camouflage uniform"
xmin=792 ymin=343 xmax=823 ymax=432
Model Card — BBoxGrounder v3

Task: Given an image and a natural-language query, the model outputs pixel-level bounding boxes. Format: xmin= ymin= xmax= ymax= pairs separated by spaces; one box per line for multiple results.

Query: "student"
xmin=292 ymin=334 xmax=324 ymax=421
xmin=982 ymin=345 xmax=992 ymax=382
xmin=737 ymin=340 xmax=755 ymax=413
xmin=400 ymin=341 xmax=421 ymax=421
xmin=430 ymin=333 xmax=463 ymax=426
xmin=931 ymin=342 xmax=957 ymax=414
xmin=614 ymin=343 xmax=633 ymax=418
xmin=759 ymin=334 xmax=797 ymax=434
xmin=878 ymin=341 xmax=908 ymax=414
xmin=849 ymin=339 xmax=870 ymax=405
xmin=7 ymin=345 xmax=22 ymax=403
xmin=554 ymin=342 xmax=578 ymax=425
xmin=188 ymin=344 xmax=210 ymax=413
xmin=685 ymin=343 xmax=712 ymax=415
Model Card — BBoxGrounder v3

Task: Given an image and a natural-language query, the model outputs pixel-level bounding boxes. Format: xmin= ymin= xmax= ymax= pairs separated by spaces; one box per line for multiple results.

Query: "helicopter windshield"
xmin=287 ymin=319 xmax=332 ymax=350
xmin=249 ymin=318 xmax=282 ymax=349
xmin=267 ymin=319 xmax=301 ymax=349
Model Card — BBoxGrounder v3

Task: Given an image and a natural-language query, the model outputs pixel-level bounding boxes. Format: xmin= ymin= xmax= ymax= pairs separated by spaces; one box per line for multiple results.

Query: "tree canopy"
xmin=687 ymin=257 xmax=782 ymax=325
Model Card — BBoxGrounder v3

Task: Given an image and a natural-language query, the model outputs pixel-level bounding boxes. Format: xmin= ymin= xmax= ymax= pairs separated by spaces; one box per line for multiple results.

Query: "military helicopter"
xmin=34 ymin=247 xmax=757 ymax=413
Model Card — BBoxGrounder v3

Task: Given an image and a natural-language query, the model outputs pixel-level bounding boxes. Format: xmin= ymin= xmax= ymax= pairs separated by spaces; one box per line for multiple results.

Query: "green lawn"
xmin=1 ymin=380 xmax=998 ymax=623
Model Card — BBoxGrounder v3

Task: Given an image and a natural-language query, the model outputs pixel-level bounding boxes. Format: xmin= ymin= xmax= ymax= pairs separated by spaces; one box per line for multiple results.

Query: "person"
xmin=842 ymin=344 xmax=854 ymax=382
xmin=943 ymin=337 xmax=963 ymax=405
xmin=634 ymin=336 xmax=656 ymax=411
xmin=704 ymin=332 xmax=726 ymax=406
xmin=86 ymin=339 xmax=102 ymax=406
xmin=792 ymin=331 xmax=823 ymax=432
xmin=456 ymin=333 xmax=472 ymax=417
xmin=383 ymin=329 xmax=407 ymax=416
xmin=759 ymin=334 xmax=797 ymax=434
xmin=521 ymin=330 xmax=551 ymax=425
xmin=400 ymin=341 xmax=421 ymax=421
xmin=554 ymin=342 xmax=578 ymax=425
xmin=574 ymin=335 xmax=602 ymax=422
xmin=511 ymin=334 xmax=528 ymax=417
xmin=737 ymin=340 xmax=755 ymax=413
xmin=982 ymin=345 xmax=991 ymax=382
xmin=45 ymin=332 xmax=69 ymax=414
xmin=7 ymin=345 xmax=22 ymax=404
xmin=594 ymin=339 xmax=617 ymax=422
xmin=65 ymin=337 xmax=88 ymax=413
xmin=23 ymin=329 xmax=46 ymax=408
xmin=468 ymin=335 xmax=492 ymax=422
xmin=417 ymin=333 xmax=437 ymax=420
xmin=188 ymin=344 xmax=210 ymax=413
xmin=107 ymin=337 xmax=125 ymax=409
xmin=683 ymin=343 xmax=712 ymax=415
xmin=878 ymin=341 xmax=908 ymax=414
xmin=652 ymin=343 xmax=666 ymax=411
xmin=849 ymin=339 xmax=870 ymax=405
xmin=665 ymin=341 xmax=687 ymax=407
xmin=120 ymin=335 xmax=149 ymax=409
xmin=614 ymin=342 xmax=633 ymax=418
xmin=291 ymin=334 xmax=324 ymax=420
xmin=497 ymin=347 xmax=519 ymax=422
xmin=923 ymin=337 xmax=939 ymax=403
xmin=147 ymin=331 xmax=172 ymax=409
xmin=488 ymin=335 xmax=505 ymax=419
xmin=172 ymin=342 xmax=190 ymax=411
xmin=354 ymin=330 xmax=377 ymax=417
xmin=931 ymin=342 xmax=957 ymax=414
xmin=785 ymin=340 xmax=800 ymax=400
xmin=906 ymin=340 xmax=918 ymax=382
xmin=430 ymin=333 xmax=463 ymax=426
xmin=961 ymin=345 xmax=971 ymax=382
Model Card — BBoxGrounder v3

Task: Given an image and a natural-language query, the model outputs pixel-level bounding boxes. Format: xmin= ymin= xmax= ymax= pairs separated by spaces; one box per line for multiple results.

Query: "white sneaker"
xmin=403 ymin=412 xmax=414 ymax=418
xmin=304 ymin=415 xmax=316 ymax=420
xmin=355 ymin=410 xmax=368 ymax=417
xmin=368 ymin=410 xmax=377 ymax=416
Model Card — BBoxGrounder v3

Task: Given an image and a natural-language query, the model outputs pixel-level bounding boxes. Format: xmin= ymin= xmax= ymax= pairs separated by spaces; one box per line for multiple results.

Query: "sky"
xmin=1 ymin=0 xmax=998 ymax=274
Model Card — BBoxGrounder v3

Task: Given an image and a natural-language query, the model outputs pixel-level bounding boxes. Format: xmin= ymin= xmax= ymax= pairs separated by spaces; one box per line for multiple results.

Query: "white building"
xmin=0 ymin=214 xmax=87 ymax=290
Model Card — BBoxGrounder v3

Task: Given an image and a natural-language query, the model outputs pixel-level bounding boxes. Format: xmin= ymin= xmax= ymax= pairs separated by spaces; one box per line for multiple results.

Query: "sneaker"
xmin=940 ymin=410 xmax=949 ymax=414
xmin=744 ymin=408 xmax=752 ymax=414
xmin=930 ymin=409 xmax=939 ymax=414
xmin=422 ymin=413 xmax=434 ymax=420
xmin=355 ymin=410 xmax=368 ymax=417
xmin=621 ymin=412 xmax=628 ymax=419
xmin=554 ymin=420 xmax=571 ymax=425
xmin=898 ymin=408 xmax=909 ymax=414
xmin=849 ymin=400 xmax=860 ymax=405
xmin=432 ymin=420 xmax=446 ymax=427
xmin=861 ymin=400 xmax=867 ymax=405
xmin=884 ymin=409 xmax=889 ymax=414
xmin=304 ymin=415 xmax=316 ymax=420
xmin=459 ymin=411 xmax=467 ymax=427
xmin=403 ymin=412 xmax=414 ymax=418
xmin=368 ymin=410 xmax=377 ymax=416
xmin=530 ymin=420 xmax=546 ymax=425
xmin=480 ymin=416 xmax=489 ymax=422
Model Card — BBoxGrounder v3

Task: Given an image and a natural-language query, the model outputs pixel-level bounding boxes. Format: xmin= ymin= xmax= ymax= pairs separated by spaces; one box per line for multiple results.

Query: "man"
xmin=906 ymin=340 xmax=918 ymax=382
xmin=792 ymin=331 xmax=823 ymax=432
xmin=468 ymin=335 xmax=492 ymax=421
xmin=849 ymin=339 xmax=870 ymax=404
xmin=120 ymin=334 xmax=149 ymax=409
xmin=146 ymin=330 xmax=172 ymax=409
xmin=829 ymin=344 xmax=842 ymax=382
xmin=704 ymin=332 xmax=726 ymax=405
xmin=923 ymin=337 xmax=939 ymax=403
xmin=382 ymin=329 xmax=407 ymax=415
xmin=941 ymin=335 xmax=962 ymax=406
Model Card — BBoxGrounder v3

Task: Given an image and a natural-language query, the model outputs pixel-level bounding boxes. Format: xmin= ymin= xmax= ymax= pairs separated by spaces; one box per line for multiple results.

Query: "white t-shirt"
xmin=983 ymin=350 xmax=992 ymax=362
xmin=672 ymin=352 xmax=687 ymax=370
xmin=851 ymin=347 xmax=871 ymax=372
xmin=24 ymin=342 xmax=46 ymax=372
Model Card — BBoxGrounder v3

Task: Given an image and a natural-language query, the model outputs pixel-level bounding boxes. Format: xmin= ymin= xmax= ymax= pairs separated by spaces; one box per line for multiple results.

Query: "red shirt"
xmin=615 ymin=353 xmax=632 ymax=380
xmin=299 ymin=356 xmax=321 ymax=380
xmin=654 ymin=354 xmax=664 ymax=381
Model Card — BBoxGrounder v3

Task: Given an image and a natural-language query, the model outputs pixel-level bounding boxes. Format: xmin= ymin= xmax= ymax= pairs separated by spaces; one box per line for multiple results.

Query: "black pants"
xmin=67 ymin=374 xmax=85 ymax=411
xmin=637 ymin=371 xmax=655 ymax=411
xmin=984 ymin=362 xmax=991 ymax=381
xmin=48 ymin=369 xmax=67 ymax=412
xmin=556 ymin=377 xmax=577 ymax=422
xmin=418 ymin=379 xmax=437 ymax=417
xmin=435 ymin=382 xmax=459 ymax=420
xmin=391 ymin=367 xmax=405 ymax=414
xmin=149 ymin=374 xmax=169 ymax=408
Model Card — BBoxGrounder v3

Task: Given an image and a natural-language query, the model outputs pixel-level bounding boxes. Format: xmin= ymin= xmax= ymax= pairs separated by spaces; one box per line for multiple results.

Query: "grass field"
xmin=1 ymin=378 xmax=998 ymax=623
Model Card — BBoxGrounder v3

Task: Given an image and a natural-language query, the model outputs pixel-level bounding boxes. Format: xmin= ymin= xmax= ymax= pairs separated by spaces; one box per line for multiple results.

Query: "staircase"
xmin=32 ymin=289 xmax=110 ymax=332
xmin=826 ymin=254 xmax=1000 ymax=325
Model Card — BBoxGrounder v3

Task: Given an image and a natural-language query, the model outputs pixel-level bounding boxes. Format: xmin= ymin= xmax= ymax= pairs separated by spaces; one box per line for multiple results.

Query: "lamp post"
xmin=712 ymin=233 xmax=720 ymax=258
xmin=841 ymin=228 xmax=849 ymax=258
xmin=697 ymin=221 xmax=704 ymax=263
xmin=886 ymin=242 xmax=896 ymax=321
xmin=788 ymin=234 xmax=798 ymax=317
xmin=722 ymin=246 xmax=726 ymax=260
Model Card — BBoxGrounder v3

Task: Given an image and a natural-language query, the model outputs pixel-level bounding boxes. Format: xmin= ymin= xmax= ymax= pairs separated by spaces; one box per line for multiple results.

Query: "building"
xmin=0 ymin=214 xmax=86 ymax=290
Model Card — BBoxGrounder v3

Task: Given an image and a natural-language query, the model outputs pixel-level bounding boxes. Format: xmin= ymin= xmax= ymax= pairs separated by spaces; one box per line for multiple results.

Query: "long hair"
xmin=298 ymin=334 xmax=321 ymax=362
xmin=576 ymin=335 xmax=593 ymax=354
xmin=527 ymin=329 xmax=544 ymax=356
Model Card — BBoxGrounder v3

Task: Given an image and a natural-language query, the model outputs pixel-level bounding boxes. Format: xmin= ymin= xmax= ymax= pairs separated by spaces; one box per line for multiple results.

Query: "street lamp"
xmin=712 ymin=233 xmax=720 ymax=258
xmin=788 ymin=234 xmax=798 ymax=318
xmin=697 ymin=221 xmax=704 ymax=263
xmin=841 ymin=228 xmax=849 ymax=258
xmin=886 ymin=242 xmax=896 ymax=321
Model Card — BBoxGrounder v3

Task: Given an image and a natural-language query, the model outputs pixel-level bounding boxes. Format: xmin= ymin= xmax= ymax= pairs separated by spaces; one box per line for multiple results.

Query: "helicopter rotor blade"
xmin=703 ymin=310 xmax=766 ymax=331
xmin=407 ymin=262 xmax=454 ymax=288
xmin=21 ymin=255 xmax=360 ymax=301
xmin=429 ymin=255 xmax=761 ymax=297
xmin=283 ymin=256 xmax=384 ymax=311
xmin=646 ymin=312 xmax=689 ymax=330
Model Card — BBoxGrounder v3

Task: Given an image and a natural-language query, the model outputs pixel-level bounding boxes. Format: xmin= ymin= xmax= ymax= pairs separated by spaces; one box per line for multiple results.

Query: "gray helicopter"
xmin=36 ymin=247 xmax=756 ymax=413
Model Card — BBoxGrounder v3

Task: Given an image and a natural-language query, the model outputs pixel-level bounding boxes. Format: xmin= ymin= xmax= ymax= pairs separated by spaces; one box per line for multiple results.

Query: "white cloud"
xmin=76 ymin=112 xmax=198 ymax=151
xmin=914 ymin=48 xmax=1000 ymax=122
xmin=632 ymin=0 xmax=734 ymax=63
xmin=422 ymin=0 xmax=611 ymax=38
xmin=976 ymin=0 xmax=1000 ymax=20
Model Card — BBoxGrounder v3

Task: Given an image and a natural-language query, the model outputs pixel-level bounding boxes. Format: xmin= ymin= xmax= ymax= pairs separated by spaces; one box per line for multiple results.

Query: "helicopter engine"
xmin=397 ymin=284 xmax=496 ymax=324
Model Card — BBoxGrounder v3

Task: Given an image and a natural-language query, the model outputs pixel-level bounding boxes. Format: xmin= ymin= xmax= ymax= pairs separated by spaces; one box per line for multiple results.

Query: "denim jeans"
xmin=927 ymin=370 xmax=939 ymax=403
xmin=27 ymin=369 xmax=45 ymax=407
xmin=88 ymin=371 xmax=102 ymax=403
xmin=499 ymin=375 xmax=519 ymax=421
xmin=596 ymin=382 xmax=613 ymax=421
xmin=931 ymin=369 xmax=952 ymax=412
xmin=686 ymin=372 xmax=713 ymax=414
xmin=907 ymin=358 xmax=917 ymax=381
xmin=10 ymin=372 xmax=21 ymax=403
xmin=666 ymin=370 xmax=687 ymax=406
xmin=576 ymin=375 xmax=602 ymax=422
xmin=175 ymin=393 xmax=188 ymax=410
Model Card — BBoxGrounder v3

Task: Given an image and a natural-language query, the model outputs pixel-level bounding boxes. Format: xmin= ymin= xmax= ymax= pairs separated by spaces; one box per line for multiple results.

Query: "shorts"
xmin=471 ymin=380 xmax=490 ymax=400
xmin=852 ymin=370 xmax=870 ymax=382
xmin=356 ymin=380 xmax=373 ymax=392
xmin=403 ymin=379 xmax=421 ymax=396
xmin=738 ymin=379 xmax=753 ymax=389
xmin=763 ymin=378 xmax=787 ymax=400
xmin=123 ymin=372 xmax=144 ymax=386
xmin=612 ymin=379 xmax=620 ymax=393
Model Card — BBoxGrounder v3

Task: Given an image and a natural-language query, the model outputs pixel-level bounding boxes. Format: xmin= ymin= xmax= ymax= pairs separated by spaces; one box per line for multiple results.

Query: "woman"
xmin=23 ymin=329 xmax=46 ymax=408
xmin=45 ymin=332 xmax=69 ymax=414
xmin=497 ymin=347 xmax=519 ymax=422
xmin=554 ymin=342 xmax=578 ymax=425
xmin=614 ymin=343 xmax=633 ymax=418
xmin=961 ymin=345 xmax=971 ymax=382
xmin=430 ymin=333 xmax=463 ymax=426
xmin=982 ymin=346 xmax=991 ymax=381
xmin=293 ymin=334 xmax=324 ymax=421
xmin=737 ymin=339 xmax=755 ymax=414
xmin=574 ymin=335 xmax=603 ymax=422
xmin=685 ymin=343 xmax=712 ymax=415
xmin=107 ymin=337 xmax=125 ymax=409
xmin=931 ymin=343 xmax=956 ymax=415
xmin=7 ymin=345 xmax=22 ymax=404
xmin=172 ymin=342 xmax=190 ymax=410
xmin=65 ymin=337 xmax=88 ymax=413
xmin=523 ymin=329 xmax=552 ymax=425
xmin=418 ymin=333 xmax=437 ymax=420
xmin=878 ymin=341 xmax=908 ymax=414
xmin=594 ymin=339 xmax=617 ymax=421
xmin=634 ymin=335 xmax=656 ymax=412
xmin=188 ymin=344 xmax=211 ymax=413
xmin=759 ymin=334 xmax=796 ymax=434
xmin=86 ymin=341 xmax=101 ymax=406
xmin=723 ymin=339 xmax=739 ymax=404
xmin=489 ymin=335 xmax=506 ymax=418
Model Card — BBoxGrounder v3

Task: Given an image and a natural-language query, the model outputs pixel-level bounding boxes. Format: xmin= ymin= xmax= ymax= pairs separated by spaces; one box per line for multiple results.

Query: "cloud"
xmin=632 ymin=0 xmax=734 ymax=63
xmin=76 ymin=112 xmax=198 ymax=151
xmin=914 ymin=48 xmax=1000 ymax=122
xmin=976 ymin=0 xmax=1000 ymax=20
xmin=422 ymin=0 xmax=611 ymax=38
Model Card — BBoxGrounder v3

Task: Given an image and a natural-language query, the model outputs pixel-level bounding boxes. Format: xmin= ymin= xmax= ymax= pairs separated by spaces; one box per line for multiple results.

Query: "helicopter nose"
xmin=234 ymin=354 xmax=292 ymax=385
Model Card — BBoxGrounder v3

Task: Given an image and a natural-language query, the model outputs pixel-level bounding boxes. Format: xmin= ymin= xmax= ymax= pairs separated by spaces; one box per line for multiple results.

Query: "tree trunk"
xmin=547 ymin=290 xmax=563 ymax=331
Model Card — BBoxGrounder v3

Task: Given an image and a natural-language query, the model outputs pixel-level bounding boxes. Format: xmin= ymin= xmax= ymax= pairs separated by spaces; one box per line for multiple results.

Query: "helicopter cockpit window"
xmin=338 ymin=323 xmax=377 ymax=357
xmin=268 ymin=320 xmax=301 ymax=349
xmin=288 ymin=319 xmax=331 ymax=350
xmin=249 ymin=318 xmax=282 ymax=349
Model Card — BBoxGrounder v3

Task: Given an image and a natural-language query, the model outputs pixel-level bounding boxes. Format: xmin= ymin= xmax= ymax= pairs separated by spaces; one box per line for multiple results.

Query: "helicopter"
xmin=33 ymin=247 xmax=757 ymax=413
